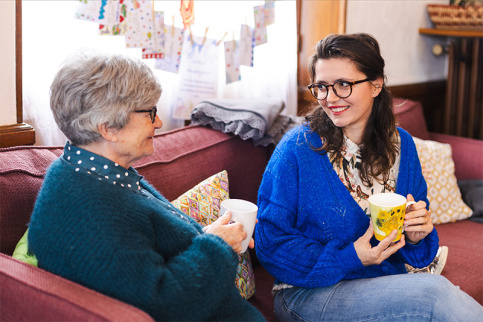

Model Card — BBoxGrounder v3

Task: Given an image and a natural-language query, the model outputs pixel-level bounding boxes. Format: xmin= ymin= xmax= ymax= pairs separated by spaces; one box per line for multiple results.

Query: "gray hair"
xmin=50 ymin=51 xmax=162 ymax=146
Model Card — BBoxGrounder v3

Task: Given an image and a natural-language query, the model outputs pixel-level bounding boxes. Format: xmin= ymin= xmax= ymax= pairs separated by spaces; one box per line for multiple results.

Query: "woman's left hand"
xmin=403 ymin=194 xmax=433 ymax=244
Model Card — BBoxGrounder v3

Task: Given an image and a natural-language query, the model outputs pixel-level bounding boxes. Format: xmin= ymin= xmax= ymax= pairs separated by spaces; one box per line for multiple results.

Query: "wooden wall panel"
xmin=297 ymin=0 xmax=346 ymax=115
xmin=0 ymin=0 xmax=35 ymax=148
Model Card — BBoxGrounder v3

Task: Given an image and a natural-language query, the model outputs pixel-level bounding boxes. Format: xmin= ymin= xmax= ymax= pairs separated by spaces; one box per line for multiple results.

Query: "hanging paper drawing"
xmin=254 ymin=5 xmax=268 ymax=46
xmin=142 ymin=11 xmax=165 ymax=59
xmin=173 ymin=33 xmax=219 ymax=120
xmin=224 ymin=39 xmax=241 ymax=84
xmin=99 ymin=0 xmax=128 ymax=36
xmin=75 ymin=0 xmax=103 ymax=22
xmin=180 ymin=0 xmax=195 ymax=29
xmin=264 ymin=0 xmax=276 ymax=26
xmin=154 ymin=26 xmax=184 ymax=74
xmin=239 ymin=24 xmax=254 ymax=67
xmin=124 ymin=0 xmax=155 ymax=48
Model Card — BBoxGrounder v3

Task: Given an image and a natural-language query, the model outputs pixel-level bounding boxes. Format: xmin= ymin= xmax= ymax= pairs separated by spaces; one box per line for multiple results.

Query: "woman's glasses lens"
xmin=135 ymin=106 xmax=157 ymax=123
xmin=308 ymin=79 xmax=369 ymax=101
xmin=149 ymin=107 xmax=157 ymax=123
xmin=309 ymin=82 xmax=352 ymax=100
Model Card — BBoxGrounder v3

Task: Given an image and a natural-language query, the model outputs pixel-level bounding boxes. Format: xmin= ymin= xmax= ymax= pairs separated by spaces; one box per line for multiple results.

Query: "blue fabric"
xmin=274 ymin=274 xmax=483 ymax=321
xmin=255 ymin=125 xmax=439 ymax=289
xmin=28 ymin=150 xmax=264 ymax=321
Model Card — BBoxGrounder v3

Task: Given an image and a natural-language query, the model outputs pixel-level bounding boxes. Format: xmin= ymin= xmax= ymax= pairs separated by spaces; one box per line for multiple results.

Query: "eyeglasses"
xmin=134 ymin=106 xmax=157 ymax=123
xmin=308 ymin=79 xmax=370 ymax=100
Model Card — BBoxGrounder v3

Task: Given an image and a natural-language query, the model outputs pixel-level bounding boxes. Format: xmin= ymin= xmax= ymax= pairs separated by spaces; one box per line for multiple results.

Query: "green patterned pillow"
xmin=171 ymin=170 xmax=256 ymax=299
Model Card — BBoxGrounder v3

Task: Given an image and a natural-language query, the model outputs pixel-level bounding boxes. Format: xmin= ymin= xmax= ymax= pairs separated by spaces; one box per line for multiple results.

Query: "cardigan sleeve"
xmin=255 ymin=140 xmax=365 ymax=288
xmin=395 ymin=128 xmax=439 ymax=268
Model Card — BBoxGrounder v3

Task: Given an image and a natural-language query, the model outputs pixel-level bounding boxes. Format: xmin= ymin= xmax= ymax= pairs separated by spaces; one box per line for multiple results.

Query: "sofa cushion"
xmin=171 ymin=170 xmax=256 ymax=299
xmin=393 ymin=98 xmax=430 ymax=140
xmin=458 ymin=180 xmax=483 ymax=223
xmin=437 ymin=220 xmax=483 ymax=305
xmin=413 ymin=137 xmax=473 ymax=224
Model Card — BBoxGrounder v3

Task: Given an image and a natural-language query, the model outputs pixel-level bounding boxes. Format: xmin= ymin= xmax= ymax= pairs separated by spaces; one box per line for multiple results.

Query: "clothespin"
xmin=171 ymin=16 xmax=175 ymax=36
xmin=216 ymin=31 xmax=228 ymax=46
xmin=232 ymin=31 xmax=236 ymax=50
xmin=245 ymin=16 xmax=250 ymax=34
xmin=201 ymin=27 xmax=209 ymax=46
xmin=189 ymin=25 xmax=193 ymax=45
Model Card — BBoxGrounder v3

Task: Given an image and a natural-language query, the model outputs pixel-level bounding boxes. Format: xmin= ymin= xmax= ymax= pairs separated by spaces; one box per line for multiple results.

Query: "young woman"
xmin=255 ymin=33 xmax=483 ymax=320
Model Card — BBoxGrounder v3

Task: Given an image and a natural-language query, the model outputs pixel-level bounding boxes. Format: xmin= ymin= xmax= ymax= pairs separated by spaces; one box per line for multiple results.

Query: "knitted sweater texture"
xmin=29 ymin=157 xmax=264 ymax=321
xmin=255 ymin=125 xmax=439 ymax=288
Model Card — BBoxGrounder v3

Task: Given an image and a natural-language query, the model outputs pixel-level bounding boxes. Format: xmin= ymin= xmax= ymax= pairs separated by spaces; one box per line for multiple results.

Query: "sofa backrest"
xmin=0 ymin=146 xmax=63 ymax=256
xmin=393 ymin=98 xmax=430 ymax=140
xmin=0 ymin=125 xmax=271 ymax=256
xmin=0 ymin=99 xmax=428 ymax=256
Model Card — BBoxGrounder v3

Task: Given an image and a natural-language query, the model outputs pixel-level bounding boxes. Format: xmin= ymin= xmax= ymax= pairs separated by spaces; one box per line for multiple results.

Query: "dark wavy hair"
xmin=306 ymin=33 xmax=398 ymax=187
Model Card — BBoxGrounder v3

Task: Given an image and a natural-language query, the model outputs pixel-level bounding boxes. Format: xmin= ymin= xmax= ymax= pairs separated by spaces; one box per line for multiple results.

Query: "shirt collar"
xmin=62 ymin=141 xmax=143 ymax=192
xmin=341 ymin=135 xmax=361 ymax=162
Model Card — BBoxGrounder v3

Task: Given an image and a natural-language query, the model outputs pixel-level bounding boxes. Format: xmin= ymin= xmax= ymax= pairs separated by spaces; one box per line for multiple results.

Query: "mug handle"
xmin=406 ymin=200 xmax=417 ymax=211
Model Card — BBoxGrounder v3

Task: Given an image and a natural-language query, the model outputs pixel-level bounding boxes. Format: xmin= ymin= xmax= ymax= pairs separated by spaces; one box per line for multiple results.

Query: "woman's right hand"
xmin=354 ymin=222 xmax=406 ymax=266
xmin=204 ymin=211 xmax=247 ymax=253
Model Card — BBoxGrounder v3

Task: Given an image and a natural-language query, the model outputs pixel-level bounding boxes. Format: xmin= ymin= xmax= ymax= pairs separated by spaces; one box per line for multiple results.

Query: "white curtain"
xmin=22 ymin=1 xmax=297 ymax=146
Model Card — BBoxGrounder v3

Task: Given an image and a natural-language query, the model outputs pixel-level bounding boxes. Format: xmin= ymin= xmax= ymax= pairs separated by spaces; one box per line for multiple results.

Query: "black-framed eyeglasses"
xmin=134 ymin=106 xmax=157 ymax=123
xmin=308 ymin=79 xmax=370 ymax=100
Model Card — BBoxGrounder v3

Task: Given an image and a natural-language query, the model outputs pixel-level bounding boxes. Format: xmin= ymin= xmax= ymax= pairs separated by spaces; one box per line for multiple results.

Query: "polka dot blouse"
xmin=62 ymin=142 xmax=142 ymax=192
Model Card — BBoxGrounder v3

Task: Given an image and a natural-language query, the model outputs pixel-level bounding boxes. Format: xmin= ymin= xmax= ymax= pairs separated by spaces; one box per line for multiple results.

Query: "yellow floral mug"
xmin=368 ymin=193 xmax=416 ymax=242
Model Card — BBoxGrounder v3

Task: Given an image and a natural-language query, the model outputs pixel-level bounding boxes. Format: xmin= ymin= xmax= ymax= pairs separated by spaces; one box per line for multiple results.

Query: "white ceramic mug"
xmin=220 ymin=199 xmax=258 ymax=253
xmin=368 ymin=193 xmax=416 ymax=242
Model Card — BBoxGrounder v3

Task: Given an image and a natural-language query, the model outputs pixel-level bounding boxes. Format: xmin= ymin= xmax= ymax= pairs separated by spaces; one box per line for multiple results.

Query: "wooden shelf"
xmin=419 ymin=28 xmax=483 ymax=38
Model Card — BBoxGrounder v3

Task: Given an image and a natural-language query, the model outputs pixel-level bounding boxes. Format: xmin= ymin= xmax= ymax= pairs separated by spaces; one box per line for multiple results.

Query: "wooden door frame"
xmin=296 ymin=0 xmax=347 ymax=115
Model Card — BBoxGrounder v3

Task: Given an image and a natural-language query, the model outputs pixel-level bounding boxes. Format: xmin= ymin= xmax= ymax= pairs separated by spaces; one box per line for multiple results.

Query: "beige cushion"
xmin=413 ymin=137 xmax=473 ymax=224
xmin=171 ymin=170 xmax=256 ymax=299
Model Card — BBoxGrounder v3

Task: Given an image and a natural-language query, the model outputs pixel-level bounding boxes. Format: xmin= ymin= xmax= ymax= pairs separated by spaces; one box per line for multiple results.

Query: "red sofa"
xmin=1 ymin=99 xmax=482 ymax=321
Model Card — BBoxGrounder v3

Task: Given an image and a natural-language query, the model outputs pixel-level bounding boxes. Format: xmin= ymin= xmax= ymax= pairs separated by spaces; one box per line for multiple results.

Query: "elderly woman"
xmin=27 ymin=52 xmax=264 ymax=321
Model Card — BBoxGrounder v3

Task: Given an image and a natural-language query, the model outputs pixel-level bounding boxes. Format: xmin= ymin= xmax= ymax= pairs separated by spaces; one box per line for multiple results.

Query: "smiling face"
xmin=314 ymin=58 xmax=382 ymax=143
xmin=109 ymin=109 xmax=163 ymax=168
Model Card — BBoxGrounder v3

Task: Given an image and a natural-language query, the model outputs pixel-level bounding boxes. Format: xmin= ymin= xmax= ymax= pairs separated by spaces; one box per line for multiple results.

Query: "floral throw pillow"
xmin=171 ymin=170 xmax=256 ymax=299
xmin=413 ymin=137 xmax=473 ymax=224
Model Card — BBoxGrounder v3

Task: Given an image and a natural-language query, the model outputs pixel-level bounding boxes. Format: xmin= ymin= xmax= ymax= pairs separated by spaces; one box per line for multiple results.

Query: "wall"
xmin=346 ymin=0 xmax=448 ymax=86
xmin=0 ymin=0 xmax=17 ymax=125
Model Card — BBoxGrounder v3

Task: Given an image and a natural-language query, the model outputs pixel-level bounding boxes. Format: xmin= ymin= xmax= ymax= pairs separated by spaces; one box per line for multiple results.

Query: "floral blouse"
xmin=328 ymin=135 xmax=401 ymax=217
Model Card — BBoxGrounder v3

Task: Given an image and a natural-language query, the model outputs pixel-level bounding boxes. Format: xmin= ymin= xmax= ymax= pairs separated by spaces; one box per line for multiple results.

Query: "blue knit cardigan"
xmin=28 ymin=158 xmax=264 ymax=321
xmin=255 ymin=125 xmax=439 ymax=288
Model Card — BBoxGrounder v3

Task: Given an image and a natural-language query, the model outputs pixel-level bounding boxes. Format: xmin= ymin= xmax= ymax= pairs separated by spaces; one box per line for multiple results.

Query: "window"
xmin=22 ymin=1 xmax=296 ymax=145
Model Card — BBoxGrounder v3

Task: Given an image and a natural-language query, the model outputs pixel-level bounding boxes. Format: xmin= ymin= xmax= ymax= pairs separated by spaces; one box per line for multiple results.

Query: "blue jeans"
xmin=274 ymin=274 xmax=483 ymax=321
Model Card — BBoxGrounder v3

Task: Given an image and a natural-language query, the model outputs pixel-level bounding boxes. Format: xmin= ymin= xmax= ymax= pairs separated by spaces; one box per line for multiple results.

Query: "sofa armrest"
xmin=0 ymin=253 xmax=153 ymax=322
xmin=428 ymin=132 xmax=483 ymax=181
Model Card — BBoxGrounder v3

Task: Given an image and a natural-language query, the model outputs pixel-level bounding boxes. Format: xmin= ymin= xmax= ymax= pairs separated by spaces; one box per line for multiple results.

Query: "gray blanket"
xmin=190 ymin=98 xmax=304 ymax=146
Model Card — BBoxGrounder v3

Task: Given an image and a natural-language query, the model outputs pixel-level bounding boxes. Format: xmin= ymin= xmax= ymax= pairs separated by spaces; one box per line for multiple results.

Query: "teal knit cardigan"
xmin=255 ymin=125 xmax=439 ymax=288
xmin=28 ymin=157 xmax=264 ymax=321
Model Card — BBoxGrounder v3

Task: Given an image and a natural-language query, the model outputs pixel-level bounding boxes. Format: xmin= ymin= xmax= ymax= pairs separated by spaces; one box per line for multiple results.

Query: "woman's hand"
xmin=354 ymin=222 xmax=406 ymax=266
xmin=204 ymin=211 xmax=247 ymax=253
xmin=403 ymin=194 xmax=433 ymax=244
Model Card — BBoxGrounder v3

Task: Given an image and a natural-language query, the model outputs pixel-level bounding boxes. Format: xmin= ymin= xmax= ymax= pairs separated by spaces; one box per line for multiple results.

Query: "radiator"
xmin=444 ymin=37 xmax=483 ymax=140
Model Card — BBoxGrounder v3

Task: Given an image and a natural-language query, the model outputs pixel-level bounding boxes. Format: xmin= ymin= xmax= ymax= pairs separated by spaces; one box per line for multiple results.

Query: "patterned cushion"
xmin=413 ymin=137 xmax=473 ymax=224
xmin=171 ymin=170 xmax=256 ymax=299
